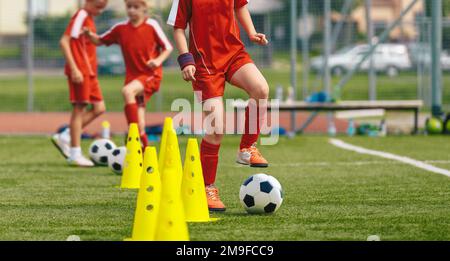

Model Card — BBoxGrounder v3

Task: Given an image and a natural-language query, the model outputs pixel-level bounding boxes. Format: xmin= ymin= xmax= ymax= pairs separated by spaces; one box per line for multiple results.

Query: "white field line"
xmin=428 ymin=160 xmax=450 ymax=164
xmin=223 ymin=160 xmax=450 ymax=168
xmin=329 ymin=138 xmax=450 ymax=178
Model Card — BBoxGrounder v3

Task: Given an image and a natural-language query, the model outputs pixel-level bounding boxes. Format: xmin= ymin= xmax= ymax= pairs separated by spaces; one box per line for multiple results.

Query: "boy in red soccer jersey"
xmin=52 ymin=0 xmax=108 ymax=167
xmin=168 ymin=0 xmax=270 ymax=211
xmin=84 ymin=0 xmax=173 ymax=149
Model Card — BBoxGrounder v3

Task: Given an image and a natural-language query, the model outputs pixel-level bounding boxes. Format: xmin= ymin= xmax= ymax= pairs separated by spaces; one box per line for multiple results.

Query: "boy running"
xmin=168 ymin=0 xmax=270 ymax=211
xmin=52 ymin=0 xmax=108 ymax=167
xmin=85 ymin=0 xmax=173 ymax=149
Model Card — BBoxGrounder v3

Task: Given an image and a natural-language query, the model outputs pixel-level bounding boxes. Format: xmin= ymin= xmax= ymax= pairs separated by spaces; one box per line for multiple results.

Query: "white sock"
xmin=70 ymin=147 xmax=82 ymax=160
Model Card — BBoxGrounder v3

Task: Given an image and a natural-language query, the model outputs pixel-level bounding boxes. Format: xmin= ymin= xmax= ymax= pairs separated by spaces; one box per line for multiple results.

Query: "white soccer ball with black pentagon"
xmin=108 ymin=146 xmax=127 ymax=175
xmin=239 ymin=173 xmax=283 ymax=214
xmin=89 ymin=139 xmax=116 ymax=166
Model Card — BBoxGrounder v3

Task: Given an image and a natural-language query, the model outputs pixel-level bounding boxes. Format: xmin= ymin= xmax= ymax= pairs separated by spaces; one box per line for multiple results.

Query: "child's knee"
xmin=122 ymin=87 xmax=133 ymax=99
xmin=73 ymin=103 xmax=87 ymax=113
xmin=251 ymin=81 xmax=269 ymax=100
xmin=94 ymin=103 xmax=106 ymax=116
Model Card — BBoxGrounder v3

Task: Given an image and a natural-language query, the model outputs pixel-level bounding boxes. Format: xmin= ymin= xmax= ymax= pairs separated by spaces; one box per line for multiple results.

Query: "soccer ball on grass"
xmin=239 ymin=173 xmax=283 ymax=214
xmin=89 ymin=139 xmax=116 ymax=166
xmin=108 ymin=146 xmax=127 ymax=175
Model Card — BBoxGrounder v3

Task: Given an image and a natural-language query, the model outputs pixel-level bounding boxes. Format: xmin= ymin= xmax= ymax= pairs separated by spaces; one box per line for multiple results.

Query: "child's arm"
xmin=83 ymin=28 xmax=103 ymax=46
xmin=174 ymin=28 xmax=196 ymax=81
xmin=59 ymin=35 xmax=84 ymax=84
xmin=235 ymin=5 xmax=268 ymax=46
xmin=147 ymin=24 xmax=174 ymax=69
xmin=147 ymin=48 xmax=173 ymax=69
xmin=174 ymin=28 xmax=189 ymax=55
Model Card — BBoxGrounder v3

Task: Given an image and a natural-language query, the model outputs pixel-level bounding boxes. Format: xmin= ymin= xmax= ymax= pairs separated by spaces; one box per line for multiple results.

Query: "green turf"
xmin=0 ymin=135 xmax=449 ymax=241
xmin=0 ymin=47 xmax=21 ymax=59
xmin=1 ymin=70 xmax=449 ymax=112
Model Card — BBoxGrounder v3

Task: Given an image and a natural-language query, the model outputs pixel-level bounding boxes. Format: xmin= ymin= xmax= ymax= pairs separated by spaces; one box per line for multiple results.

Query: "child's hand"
xmin=250 ymin=33 xmax=269 ymax=46
xmin=147 ymin=59 xmax=162 ymax=69
xmin=82 ymin=27 xmax=91 ymax=37
xmin=182 ymin=65 xmax=196 ymax=82
xmin=71 ymin=68 xmax=84 ymax=84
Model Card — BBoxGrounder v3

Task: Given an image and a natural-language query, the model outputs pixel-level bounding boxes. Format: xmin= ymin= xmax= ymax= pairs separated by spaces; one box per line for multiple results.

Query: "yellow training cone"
xmin=121 ymin=123 xmax=143 ymax=189
xmin=182 ymin=138 xmax=219 ymax=222
xmin=126 ymin=147 xmax=161 ymax=241
xmin=162 ymin=128 xmax=183 ymax=190
xmin=154 ymin=130 xmax=189 ymax=241
xmin=158 ymin=117 xmax=173 ymax=177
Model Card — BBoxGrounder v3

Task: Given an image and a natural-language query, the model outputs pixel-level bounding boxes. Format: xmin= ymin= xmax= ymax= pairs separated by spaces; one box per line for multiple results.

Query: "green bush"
xmin=33 ymin=15 xmax=71 ymax=49
xmin=31 ymin=10 xmax=117 ymax=50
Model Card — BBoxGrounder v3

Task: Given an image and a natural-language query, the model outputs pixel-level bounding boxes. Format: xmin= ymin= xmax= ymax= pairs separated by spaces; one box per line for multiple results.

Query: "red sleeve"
xmin=100 ymin=24 xmax=120 ymax=46
xmin=64 ymin=9 xmax=88 ymax=39
xmin=167 ymin=0 xmax=192 ymax=29
xmin=235 ymin=0 xmax=249 ymax=9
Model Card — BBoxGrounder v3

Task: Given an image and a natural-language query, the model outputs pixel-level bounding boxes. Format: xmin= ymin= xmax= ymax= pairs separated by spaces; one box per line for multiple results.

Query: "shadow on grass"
xmin=212 ymin=210 xmax=275 ymax=218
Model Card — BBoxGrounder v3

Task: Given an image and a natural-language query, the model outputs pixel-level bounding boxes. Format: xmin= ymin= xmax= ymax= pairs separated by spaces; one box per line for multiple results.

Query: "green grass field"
xmin=1 ymin=135 xmax=449 ymax=241
xmin=1 ymin=70 xmax=449 ymax=112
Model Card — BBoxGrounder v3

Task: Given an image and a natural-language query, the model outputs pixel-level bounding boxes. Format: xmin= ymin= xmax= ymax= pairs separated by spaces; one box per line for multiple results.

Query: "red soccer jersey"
xmin=64 ymin=9 xmax=97 ymax=77
xmin=100 ymin=18 xmax=173 ymax=83
xmin=167 ymin=0 xmax=250 ymax=73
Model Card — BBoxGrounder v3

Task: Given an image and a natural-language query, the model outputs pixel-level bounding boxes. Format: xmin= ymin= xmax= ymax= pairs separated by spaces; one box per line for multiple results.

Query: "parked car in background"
xmin=97 ymin=44 xmax=175 ymax=75
xmin=97 ymin=45 xmax=125 ymax=75
xmin=311 ymin=44 xmax=413 ymax=77
xmin=408 ymin=43 xmax=450 ymax=71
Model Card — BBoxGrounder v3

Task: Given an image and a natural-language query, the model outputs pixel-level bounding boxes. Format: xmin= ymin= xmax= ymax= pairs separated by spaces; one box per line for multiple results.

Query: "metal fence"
xmin=0 ymin=0 xmax=448 ymax=113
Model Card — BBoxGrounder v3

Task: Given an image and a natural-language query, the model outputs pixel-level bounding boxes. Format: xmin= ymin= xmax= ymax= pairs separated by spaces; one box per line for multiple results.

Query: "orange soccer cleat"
xmin=205 ymin=185 xmax=226 ymax=212
xmin=236 ymin=143 xmax=269 ymax=168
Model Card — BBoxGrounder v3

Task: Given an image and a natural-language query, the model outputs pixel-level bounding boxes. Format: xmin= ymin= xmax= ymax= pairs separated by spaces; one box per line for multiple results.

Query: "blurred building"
xmin=351 ymin=0 xmax=425 ymax=41
xmin=0 ymin=0 xmax=78 ymax=35
xmin=0 ymin=0 xmax=172 ymax=36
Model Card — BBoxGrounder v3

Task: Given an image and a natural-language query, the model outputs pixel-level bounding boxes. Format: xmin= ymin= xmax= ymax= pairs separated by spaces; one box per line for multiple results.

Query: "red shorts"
xmin=68 ymin=75 xmax=103 ymax=104
xmin=193 ymin=50 xmax=253 ymax=102
xmin=128 ymin=75 xmax=161 ymax=107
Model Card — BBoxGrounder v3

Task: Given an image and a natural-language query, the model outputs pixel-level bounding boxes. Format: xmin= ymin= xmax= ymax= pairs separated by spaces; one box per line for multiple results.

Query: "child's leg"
xmin=66 ymin=103 xmax=96 ymax=166
xmin=81 ymin=101 xmax=106 ymax=128
xmin=122 ymin=80 xmax=145 ymax=125
xmin=201 ymin=97 xmax=226 ymax=211
xmin=70 ymin=103 xmax=87 ymax=159
xmin=138 ymin=106 xmax=148 ymax=148
xmin=122 ymin=80 xmax=147 ymax=149
xmin=201 ymin=97 xmax=225 ymax=186
xmin=229 ymin=63 xmax=269 ymax=149
xmin=58 ymin=79 xmax=104 ymax=145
